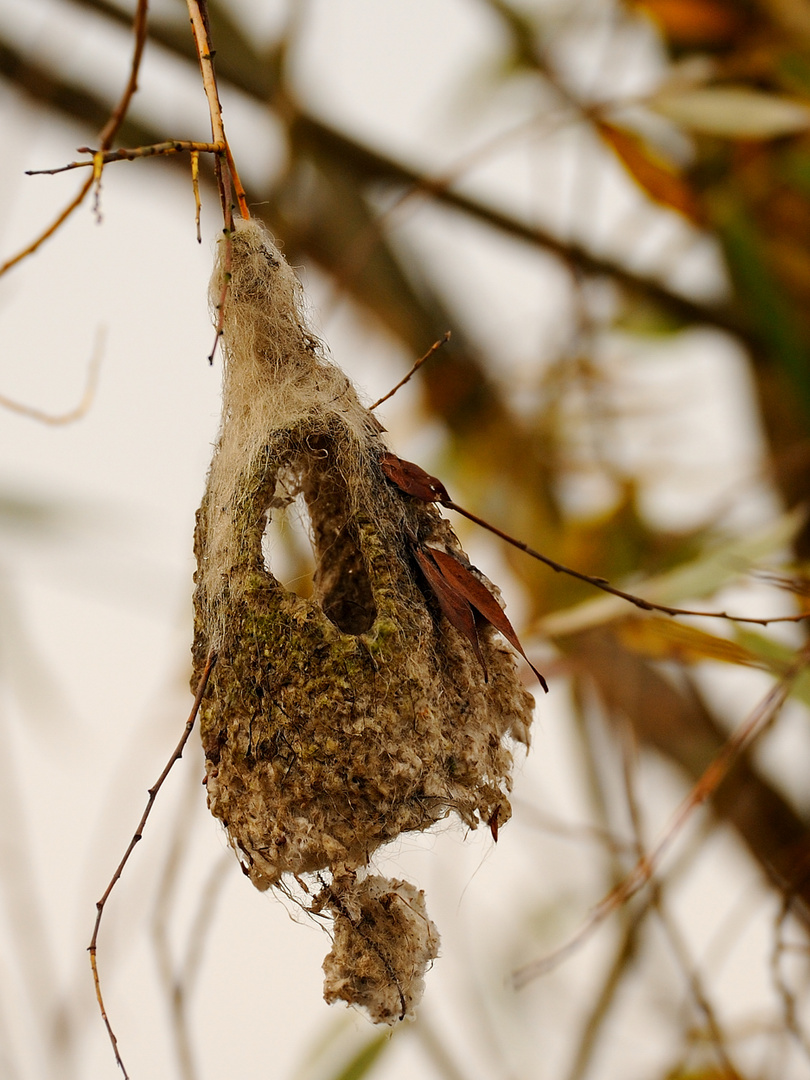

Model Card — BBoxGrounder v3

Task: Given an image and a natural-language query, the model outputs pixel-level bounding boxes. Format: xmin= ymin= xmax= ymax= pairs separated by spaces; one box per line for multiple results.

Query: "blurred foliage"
xmin=2 ymin=1 xmax=810 ymax=1078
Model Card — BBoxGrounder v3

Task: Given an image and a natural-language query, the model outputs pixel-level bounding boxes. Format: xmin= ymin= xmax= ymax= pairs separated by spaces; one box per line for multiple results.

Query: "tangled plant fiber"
xmin=192 ymin=218 xmax=536 ymax=1023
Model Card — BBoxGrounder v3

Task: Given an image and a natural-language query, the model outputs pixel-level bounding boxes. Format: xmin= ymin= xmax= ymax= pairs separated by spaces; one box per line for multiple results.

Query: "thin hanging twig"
xmin=0 ymin=330 xmax=104 ymax=425
xmin=89 ymin=651 xmax=216 ymax=1079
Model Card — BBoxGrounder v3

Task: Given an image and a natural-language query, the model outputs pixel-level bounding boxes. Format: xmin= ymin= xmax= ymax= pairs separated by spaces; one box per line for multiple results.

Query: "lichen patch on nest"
xmin=192 ymin=218 xmax=536 ymax=1024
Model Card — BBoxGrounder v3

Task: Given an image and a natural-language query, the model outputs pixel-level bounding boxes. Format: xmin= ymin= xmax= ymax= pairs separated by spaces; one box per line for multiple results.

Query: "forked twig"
xmin=0 ymin=0 xmax=149 ymax=279
xmin=370 ymin=332 xmax=450 ymax=410
xmin=26 ymin=141 xmax=221 ymax=176
xmin=512 ymin=655 xmax=805 ymax=989
xmin=89 ymin=651 xmax=217 ymax=1079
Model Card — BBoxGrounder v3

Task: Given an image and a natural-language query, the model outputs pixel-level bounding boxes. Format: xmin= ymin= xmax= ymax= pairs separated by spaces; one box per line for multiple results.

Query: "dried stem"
xmin=191 ymin=152 xmax=202 ymax=243
xmin=186 ymin=0 xmax=248 ymax=222
xmin=770 ymin=897 xmax=810 ymax=1060
xmin=0 ymin=176 xmax=95 ymax=278
xmin=89 ymin=651 xmax=216 ymax=1079
xmin=0 ymin=0 xmax=149 ymax=279
xmin=26 ymin=141 xmax=221 ymax=175
xmin=370 ymin=332 xmax=450 ymax=410
xmin=617 ymin=720 xmax=740 ymax=1075
xmin=512 ymin=655 xmax=805 ymax=989
xmin=442 ymin=498 xmax=810 ymax=628
xmin=96 ymin=0 xmax=149 ymax=150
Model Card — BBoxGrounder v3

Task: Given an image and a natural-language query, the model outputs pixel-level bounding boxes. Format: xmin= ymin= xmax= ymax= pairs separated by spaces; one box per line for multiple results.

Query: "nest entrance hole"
xmin=262 ymin=494 xmax=317 ymax=601
xmin=262 ymin=488 xmax=377 ymax=636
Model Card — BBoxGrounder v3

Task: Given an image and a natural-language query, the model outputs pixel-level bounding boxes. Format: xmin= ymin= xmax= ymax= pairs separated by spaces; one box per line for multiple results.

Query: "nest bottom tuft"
xmin=319 ymin=874 xmax=440 ymax=1025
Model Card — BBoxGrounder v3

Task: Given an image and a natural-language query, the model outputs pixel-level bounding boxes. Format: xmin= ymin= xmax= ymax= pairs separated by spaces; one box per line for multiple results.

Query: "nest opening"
xmin=261 ymin=458 xmax=377 ymax=636
xmin=261 ymin=496 xmax=316 ymax=600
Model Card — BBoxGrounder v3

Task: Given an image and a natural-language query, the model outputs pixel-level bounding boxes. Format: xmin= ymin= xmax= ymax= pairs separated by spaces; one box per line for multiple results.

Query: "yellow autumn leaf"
xmin=650 ymin=86 xmax=810 ymax=138
xmin=616 ymin=615 xmax=771 ymax=668
xmin=598 ymin=121 xmax=702 ymax=221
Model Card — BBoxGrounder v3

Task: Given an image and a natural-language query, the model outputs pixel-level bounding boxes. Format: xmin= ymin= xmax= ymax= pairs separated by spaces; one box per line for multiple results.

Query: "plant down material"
xmin=191 ymin=218 xmax=536 ymax=1023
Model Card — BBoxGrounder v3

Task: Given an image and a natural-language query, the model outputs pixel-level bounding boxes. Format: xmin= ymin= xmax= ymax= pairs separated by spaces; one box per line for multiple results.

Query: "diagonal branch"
xmin=0 ymin=0 xmax=149 ymax=278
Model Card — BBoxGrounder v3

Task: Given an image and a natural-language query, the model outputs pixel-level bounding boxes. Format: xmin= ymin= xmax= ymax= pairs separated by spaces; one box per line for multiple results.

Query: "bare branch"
xmin=0 ymin=0 xmax=149 ymax=279
xmin=370 ymin=332 xmax=450 ymax=410
xmin=89 ymin=651 xmax=217 ymax=1080
xmin=26 ymin=141 xmax=221 ymax=175
xmin=96 ymin=0 xmax=149 ymax=151
xmin=0 ymin=175 xmax=95 ymax=278
xmin=186 ymin=0 xmax=247 ymax=222
xmin=444 ymin=497 xmax=810 ymax=627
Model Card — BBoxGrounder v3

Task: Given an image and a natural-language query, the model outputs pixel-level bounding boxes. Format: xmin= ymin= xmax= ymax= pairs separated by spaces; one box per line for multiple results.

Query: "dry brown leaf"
xmin=598 ymin=121 xmax=702 ymax=222
xmin=426 ymin=547 xmax=548 ymax=691
xmin=379 ymin=452 xmax=449 ymax=502
xmin=414 ymin=547 xmax=487 ymax=675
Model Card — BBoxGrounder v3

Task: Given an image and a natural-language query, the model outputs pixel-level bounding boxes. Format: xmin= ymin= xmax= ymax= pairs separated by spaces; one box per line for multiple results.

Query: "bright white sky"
xmin=0 ymin=3 xmax=803 ymax=1079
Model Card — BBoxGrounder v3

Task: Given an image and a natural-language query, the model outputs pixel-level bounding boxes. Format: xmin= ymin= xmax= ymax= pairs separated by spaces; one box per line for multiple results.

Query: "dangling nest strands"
xmin=192 ymin=218 xmax=536 ymax=1023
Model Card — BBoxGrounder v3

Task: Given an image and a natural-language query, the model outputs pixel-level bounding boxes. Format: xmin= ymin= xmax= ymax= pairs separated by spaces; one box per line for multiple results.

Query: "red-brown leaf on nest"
xmin=379 ymin=452 xmax=449 ymax=503
xmin=425 ymin=547 xmax=548 ymax=692
xmin=414 ymin=547 xmax=488 ymax=675
xmin=381 ymin=450 xmax=547 ymax=692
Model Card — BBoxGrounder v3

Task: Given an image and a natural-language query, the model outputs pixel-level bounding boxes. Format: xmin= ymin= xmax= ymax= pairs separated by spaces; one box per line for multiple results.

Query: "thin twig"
xmin=186 ymin=0 xmax=225 ymax=149
xmin=26 ymin=141 xmax=221 ymax=176
xmin=370 ymin=332 xmax=450 ymax=410
xmin=382 ymin=452 xmax=810 ymax=628
xmin=442 ymin=498 xmax=810 ymax=627
xmin=0 ymin=0 xmax=149 ymax=279
xmin=616 ymin=720 xmax=740 ymax=1076
xmin=191 ymin=152 xmax=202 ymax=243
xmin=186 ymin=0 xmax=248 ymax=222
xmin=151 ymin=761 xmax=202 ymax=1080
xmin=771 ymin=896 xmax=810 ymax=1061
xmin=654 ymin=899 xmax=742 ymax=1077
xmin=0 ymin=175 xmax=94 ymax=277
xmin=565 ymin=911 xmax=643 ymax=1080
xmin=89 ymin=651 xmax=217 ymax=1079
xmin=97 ymin=0 xmax=149 ymax=150
xmin=512 ymin=657 xmax=804 ymax=989
xmin=0 ymin=329 xmax=104 ymax=425
xmin=223 ymin=139 xmax=249 ymax=222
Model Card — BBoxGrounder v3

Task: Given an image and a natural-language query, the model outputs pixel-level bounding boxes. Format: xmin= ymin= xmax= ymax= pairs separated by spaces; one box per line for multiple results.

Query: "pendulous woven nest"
xmin=191 ymin=218 xmax=536 ymax=1022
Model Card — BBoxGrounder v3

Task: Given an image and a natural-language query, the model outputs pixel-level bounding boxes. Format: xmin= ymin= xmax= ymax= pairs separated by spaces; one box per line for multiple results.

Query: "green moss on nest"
xmin=192 ymin=218 xmax=536 ymax=1023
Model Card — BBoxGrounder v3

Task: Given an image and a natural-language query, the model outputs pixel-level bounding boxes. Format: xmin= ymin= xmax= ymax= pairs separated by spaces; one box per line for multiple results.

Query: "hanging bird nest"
xmin=191 ymin=218 xmax=536 ymax=1023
